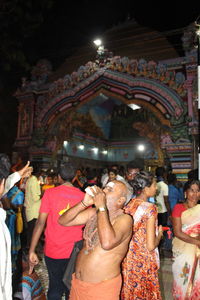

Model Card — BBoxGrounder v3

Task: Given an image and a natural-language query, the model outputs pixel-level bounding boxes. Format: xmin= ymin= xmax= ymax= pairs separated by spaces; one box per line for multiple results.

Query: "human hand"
xmin=18 ymin=161 xmax=32 ymax=178
xmin=158 ymin=225 xmax=163 ymax=238
xmin=92 ymin=186 xmax=106 ymax=209
xmin=29 ymin=252 xmax=39 ymax=274
xmin=72 ymin=175 xmax=77 ymax=183
xmin=82 ymin=190 xmax=94 ymax=206
xmin=75 ymin=170 xmax=81 ymax=178
xmin=0 ymin=179 xmax=5 ymax=198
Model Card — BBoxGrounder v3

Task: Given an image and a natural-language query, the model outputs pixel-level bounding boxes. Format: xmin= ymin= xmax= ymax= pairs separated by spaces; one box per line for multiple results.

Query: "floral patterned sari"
xmin=121 ymin=198 xmax=162 ymax=300
xmin=172 ymin=204 xmax=200 ymax=299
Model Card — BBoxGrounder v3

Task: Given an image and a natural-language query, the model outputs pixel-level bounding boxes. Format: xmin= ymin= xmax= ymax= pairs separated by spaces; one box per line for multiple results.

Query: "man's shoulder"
xmin=42 ymin=184 xmax=84 ymax=200
xmin=46 ymin=184 xmax=83 ymax=193
xmin=157 ymin=181 xmax=168 ymax=191
xmin=116 ymin=175 xmax=125 ymax=181
xmin=43 ymin=184 xmax=60 ymax=194
xmin=116 ymin=212 xmax=133 ymax=224
xmin=27 ymin=175 xmax=37 ymax=184
xmin=159 ymin=181 xmax=168 ymax=187
xmin=116 ymin=213 xmax=133 ymax=236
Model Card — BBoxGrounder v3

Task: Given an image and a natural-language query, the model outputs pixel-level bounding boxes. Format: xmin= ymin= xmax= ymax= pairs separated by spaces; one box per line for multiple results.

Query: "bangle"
xmin=81 ymin=200 xmax=87 ymax=207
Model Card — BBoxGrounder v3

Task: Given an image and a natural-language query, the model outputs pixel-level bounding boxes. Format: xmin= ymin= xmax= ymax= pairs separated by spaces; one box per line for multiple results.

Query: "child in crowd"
xmin=14 ymin=253 xmax=46 ymax=300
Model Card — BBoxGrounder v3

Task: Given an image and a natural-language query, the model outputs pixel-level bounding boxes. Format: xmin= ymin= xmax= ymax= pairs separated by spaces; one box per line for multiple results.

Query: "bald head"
xmin=115 ymin=180 xmax=128 ymax=198
xmin=103 ymin=180 xmax=128 ymax=210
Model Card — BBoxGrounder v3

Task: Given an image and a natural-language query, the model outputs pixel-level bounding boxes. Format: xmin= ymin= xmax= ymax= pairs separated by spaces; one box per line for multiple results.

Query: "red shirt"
xmin=172 ymin=203 xmax=186 ymax=218
xmin=40 ymin=185 xmax=84 ymax=259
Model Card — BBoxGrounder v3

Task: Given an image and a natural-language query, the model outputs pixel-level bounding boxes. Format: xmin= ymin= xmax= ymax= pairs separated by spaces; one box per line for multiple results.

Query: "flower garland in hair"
xmin=136 ymin=183 xmax=143 ymax=194
xmin=136 ymin=190 xmax=142 ymax=195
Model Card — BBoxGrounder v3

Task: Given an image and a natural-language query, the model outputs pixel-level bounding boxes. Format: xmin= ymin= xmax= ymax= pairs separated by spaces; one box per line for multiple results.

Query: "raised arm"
xmin=93 ymin=188 xmax=133 ymax=250
xmin=72 ymin=175 xmax=84 ymax=188
xmin=98 ymin=212 xmax=133 ymax=250
xmin=58 ymin=192 xmax=95 ymax=226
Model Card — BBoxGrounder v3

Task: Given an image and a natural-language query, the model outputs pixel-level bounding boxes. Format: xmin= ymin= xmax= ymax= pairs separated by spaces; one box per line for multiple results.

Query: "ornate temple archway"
xmin=14 ymin=52 xmax=198 ymax=181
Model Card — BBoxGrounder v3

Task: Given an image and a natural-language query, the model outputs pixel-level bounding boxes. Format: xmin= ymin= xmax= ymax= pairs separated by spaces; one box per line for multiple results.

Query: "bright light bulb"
xmin=93 ymin=39 xmax=102 ymax=46
xmin=92 ymin=147 xmax=98 ymax=154
xmin=138 ymin=144 xmax=145 ymax=152
xmin=78 ymin=145 xmax=84 ymax=150
xmin=128 ymin=104 xmax=141 ymax=110
xmin=102 ymin=150 xmax=107 ymax=154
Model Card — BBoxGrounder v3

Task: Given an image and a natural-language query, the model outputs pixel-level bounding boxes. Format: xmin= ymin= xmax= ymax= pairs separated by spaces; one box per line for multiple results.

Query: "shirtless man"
xmin=58 ymin=180 xmax=133 ymax=300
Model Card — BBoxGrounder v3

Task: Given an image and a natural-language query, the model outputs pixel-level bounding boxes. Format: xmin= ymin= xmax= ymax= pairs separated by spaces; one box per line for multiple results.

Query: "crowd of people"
xmin=0 ymin=152 xmax=199 ymax=300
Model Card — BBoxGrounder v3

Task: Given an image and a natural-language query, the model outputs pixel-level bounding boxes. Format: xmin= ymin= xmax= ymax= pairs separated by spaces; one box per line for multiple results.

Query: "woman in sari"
xmin=121 ymin=171 xmax=163 ymax=300
xmin=172 ymin=179 xmax=200 ymax=299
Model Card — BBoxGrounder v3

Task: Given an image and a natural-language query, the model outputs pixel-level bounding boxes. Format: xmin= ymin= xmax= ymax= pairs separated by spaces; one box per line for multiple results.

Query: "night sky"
xmin=0 ymin=0 xmax=199 ymax=154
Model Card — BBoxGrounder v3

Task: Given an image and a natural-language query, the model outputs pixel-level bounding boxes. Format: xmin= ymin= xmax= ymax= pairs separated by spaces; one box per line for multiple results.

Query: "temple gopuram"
xmin=13 ymin=20 xmax=199 ymax=181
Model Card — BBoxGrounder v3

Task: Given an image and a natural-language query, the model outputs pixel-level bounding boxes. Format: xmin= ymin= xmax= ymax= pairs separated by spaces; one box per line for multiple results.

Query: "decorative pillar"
xmin=184 ymin=71 xmax=198 ymax=169
xmin=184 ymin=77 xmax=194 ymax=125
xmin=197 ymin=26 xmax=200 ymax=178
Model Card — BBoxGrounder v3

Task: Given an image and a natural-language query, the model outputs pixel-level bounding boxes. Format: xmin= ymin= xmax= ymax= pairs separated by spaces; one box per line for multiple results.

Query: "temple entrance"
xmin=14 ymin=56 xmax=194 ymax=180
xmin=44 ymin=90 xmax=171 ymax=173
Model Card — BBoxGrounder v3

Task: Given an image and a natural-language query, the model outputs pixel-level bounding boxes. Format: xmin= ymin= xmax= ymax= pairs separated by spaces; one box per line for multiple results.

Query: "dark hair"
xmin=187 ymin=169 xmax=198 ymax=180
xmin=126 ymin=159 xmax=144 ymax=172
xmin=86 ymin=169 xmax=97 ymax=180
xmin=108 ymin=168 xmax=118 ymax=176
xmin=0 ymin=153 xmax=11 ymax=180
xmin=58 ymin=162 xmax=75 ymax=181
xmin=183 ymin=179 xmax=200 ymax=193
xmin=30 ymin=162 xmax=40 ymax=176
xmin=110 ymin=164 xmax=119 ymax=170
xmin=46 ymin=173 xmax=54 ymax=179
xmin=129 ymin=171 xmax=154 ymax=194
xmin=155 ymin=167 xmax=165 ymax=177
xmin=167 ymin=173 xmax=177 ymax=185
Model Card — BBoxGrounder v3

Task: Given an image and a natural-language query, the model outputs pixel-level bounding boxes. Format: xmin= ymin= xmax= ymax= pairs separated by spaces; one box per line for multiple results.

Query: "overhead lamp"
xmin=92 ymin=147 xmax=98 ymax=154
xmin=138 ymin=144 xmax=145 ymax=152
xmin=78 ymin=145 xmax=84 ymax=150
xmin=102 ymin=150 xmax=108 ymax=155
xmin=93 ymin=39 xmax=102 ymax=47
xmin=128 ymin=104 xmax=141 ymax=110
xmin=63 ymin=141 xmax=68 ymax=147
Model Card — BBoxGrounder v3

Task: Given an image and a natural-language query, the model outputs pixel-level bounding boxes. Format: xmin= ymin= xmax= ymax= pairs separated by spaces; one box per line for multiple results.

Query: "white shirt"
xmin=0 ymin=208 xmax=12 ymax=300
xmin=101 ymin=174 xmax=125 ymax=188
xmin=3 ymin=172 xmax=21 ymax=196
xmin=156 ymin=181 xmax=169 ymax=213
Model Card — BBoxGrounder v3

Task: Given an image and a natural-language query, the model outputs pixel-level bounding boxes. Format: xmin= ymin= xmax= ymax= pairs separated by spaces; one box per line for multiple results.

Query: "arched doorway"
xmin=14 ymin=56 xmax=194 ymax=180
